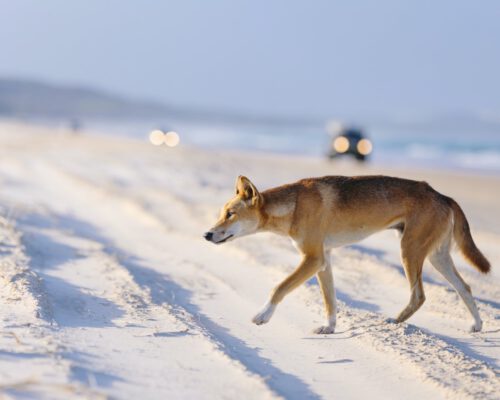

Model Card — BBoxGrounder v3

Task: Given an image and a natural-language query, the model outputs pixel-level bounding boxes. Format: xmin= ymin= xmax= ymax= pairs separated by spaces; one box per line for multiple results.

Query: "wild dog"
xmin=204 ymin=175 xmax=490 ymax=333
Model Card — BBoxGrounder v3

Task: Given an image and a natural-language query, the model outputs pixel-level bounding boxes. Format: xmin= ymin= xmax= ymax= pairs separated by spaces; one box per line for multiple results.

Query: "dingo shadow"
xmin=153 ymin=330 xmax=192 ymax=338
xmin=317 ymin=358 xmax=353 ymax=364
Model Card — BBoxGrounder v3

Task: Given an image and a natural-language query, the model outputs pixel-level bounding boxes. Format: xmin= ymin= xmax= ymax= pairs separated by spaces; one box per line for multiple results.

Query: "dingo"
xmin=204 ymin=175 xmax=490 ymax=333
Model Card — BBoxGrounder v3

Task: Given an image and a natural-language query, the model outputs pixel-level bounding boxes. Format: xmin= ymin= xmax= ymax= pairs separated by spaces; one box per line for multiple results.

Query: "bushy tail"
xmin=448 ymin=197 xmax=491 ymax=273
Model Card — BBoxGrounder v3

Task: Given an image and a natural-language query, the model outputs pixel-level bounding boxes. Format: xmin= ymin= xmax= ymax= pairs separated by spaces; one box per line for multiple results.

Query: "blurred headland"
xmin=2 ymin=77 xmax=500 ymax=134
xmin=0 ymin=78 xmax=316 ymax=126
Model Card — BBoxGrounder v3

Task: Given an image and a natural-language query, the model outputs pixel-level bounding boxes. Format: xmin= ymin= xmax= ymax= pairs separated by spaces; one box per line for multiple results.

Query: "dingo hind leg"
xmin=391 ymin=207 xmax=454 ymax=325
xmin=394 ymin=253 xmax=425 ymax=323
xmin=390 ymin=226 xmax=427 ymax=324
xmin=429 ymin=237 xmax=483 ymax=332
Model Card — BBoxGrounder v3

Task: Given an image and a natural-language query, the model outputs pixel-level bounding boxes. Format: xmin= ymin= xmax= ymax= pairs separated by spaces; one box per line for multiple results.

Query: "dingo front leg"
xmin=314 ymin=259 xmax=336 ymax=334
xmin=252 ymin=253 xmax=323 ymax=326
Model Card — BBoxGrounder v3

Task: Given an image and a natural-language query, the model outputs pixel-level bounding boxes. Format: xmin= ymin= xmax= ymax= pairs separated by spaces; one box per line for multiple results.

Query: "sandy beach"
xmin=0 ymin=121 xmax=498 ymax=399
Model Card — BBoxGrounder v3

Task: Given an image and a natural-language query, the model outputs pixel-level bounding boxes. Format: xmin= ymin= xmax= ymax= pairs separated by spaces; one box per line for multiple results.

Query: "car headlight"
xmin=164 ymin=131 xmax=180 ymax=147
xmin=333 ymin=136 xmax=350 ymax=153
xmin=149 ymin=130 xmax=165 ymax=146
xmin=357 ymin=139 xmax=372 ymax=155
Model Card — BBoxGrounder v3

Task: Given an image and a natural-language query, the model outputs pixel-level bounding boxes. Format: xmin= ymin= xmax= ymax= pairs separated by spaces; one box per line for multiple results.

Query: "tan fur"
xmin=205 ymin=175 xmax=491 ymax=333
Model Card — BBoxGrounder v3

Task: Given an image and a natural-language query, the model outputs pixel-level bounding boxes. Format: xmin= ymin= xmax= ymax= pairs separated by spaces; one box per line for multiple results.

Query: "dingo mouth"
xmin=216 ymin=234 xmax=234 ymax=244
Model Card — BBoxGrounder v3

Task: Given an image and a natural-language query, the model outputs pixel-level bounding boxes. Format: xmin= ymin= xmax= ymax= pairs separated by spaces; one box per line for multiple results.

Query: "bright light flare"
xmin=149 ymin=130 xmax=165 ymax=146
xmin=164 ymin=131 xmax=180 ymax=147
xmin=333 ymin=136 xmax=350 ymax=153
xmin=357 ymin=139 xmax=373 ymax=155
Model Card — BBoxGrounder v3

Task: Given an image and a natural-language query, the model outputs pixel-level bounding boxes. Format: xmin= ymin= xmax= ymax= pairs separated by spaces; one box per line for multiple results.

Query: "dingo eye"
xmin=225 ymin=210 xmax=234 ymax=219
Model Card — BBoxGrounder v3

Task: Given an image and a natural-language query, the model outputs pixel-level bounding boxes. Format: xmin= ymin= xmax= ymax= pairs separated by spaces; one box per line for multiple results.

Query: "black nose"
xmin=204 ymin=232 xmax=213 ymax=241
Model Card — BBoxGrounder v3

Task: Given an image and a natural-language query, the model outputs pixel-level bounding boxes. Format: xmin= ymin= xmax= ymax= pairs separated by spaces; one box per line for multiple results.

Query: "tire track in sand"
xmin=7 ymin=159 xmax=314 ymax=399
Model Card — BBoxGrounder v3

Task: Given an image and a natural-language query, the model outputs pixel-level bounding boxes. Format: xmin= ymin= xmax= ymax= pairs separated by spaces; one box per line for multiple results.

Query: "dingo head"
xmin=204 ymin=176 xmax=263 ymax=244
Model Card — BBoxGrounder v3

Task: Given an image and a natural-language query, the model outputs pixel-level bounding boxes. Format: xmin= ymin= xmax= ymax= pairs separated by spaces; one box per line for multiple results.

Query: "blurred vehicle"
xmin=327 ymin=126 xmax=373 ymax=161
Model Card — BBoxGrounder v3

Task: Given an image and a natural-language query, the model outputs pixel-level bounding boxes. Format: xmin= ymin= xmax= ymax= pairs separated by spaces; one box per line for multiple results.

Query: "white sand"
xmin=0 ymin=121 xmax=498 ymax=399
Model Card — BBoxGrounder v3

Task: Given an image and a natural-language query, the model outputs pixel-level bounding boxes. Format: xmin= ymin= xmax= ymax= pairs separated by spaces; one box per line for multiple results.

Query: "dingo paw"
xmin=313 ymin=325 xmax=335 ymax=334
xmin=252 ymin=303 xmax=275 ymax=325
xmin=470 ymin=321 xmax=482 ymax=332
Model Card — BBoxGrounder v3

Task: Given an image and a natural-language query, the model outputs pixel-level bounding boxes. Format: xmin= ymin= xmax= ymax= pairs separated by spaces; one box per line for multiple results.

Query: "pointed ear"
xmin=235 ymin=175 xmax=263 ymax=206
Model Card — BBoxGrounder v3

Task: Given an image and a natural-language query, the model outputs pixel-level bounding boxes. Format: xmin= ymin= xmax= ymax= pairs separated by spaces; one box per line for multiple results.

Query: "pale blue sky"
xmin=1 ymin=1 xmax=499 ymax=119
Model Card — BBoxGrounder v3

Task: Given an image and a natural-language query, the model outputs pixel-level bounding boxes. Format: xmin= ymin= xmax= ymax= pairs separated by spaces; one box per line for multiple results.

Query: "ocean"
xmin=53 ymin=118 xmax=500 ymax=174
